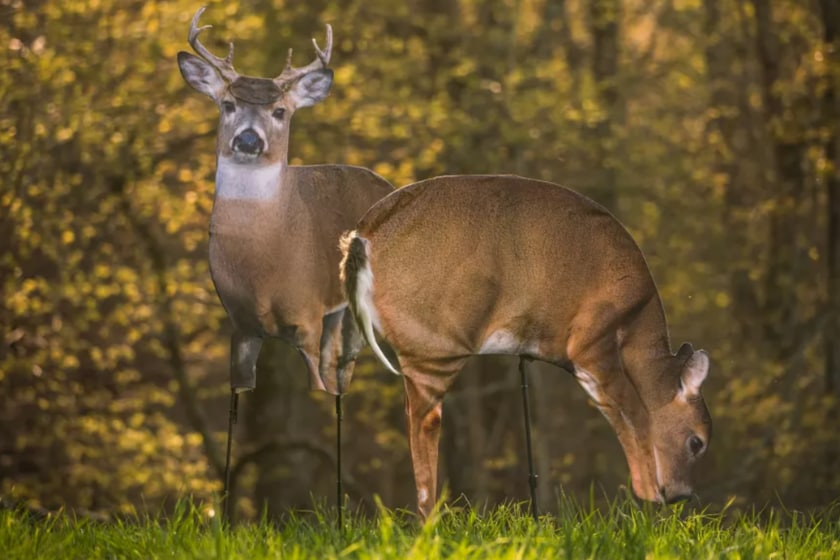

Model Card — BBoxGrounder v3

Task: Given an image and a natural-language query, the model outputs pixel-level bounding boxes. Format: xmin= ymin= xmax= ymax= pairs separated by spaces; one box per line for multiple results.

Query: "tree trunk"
xmin=540 ymin=0 xmax=582 ymax=69
xmin=588 ymin=0 xmax=623 ymax=211
xmin=530 ymin=362 xmax=558 ymax=512
xmin=752 ymin=0 xmax=808 ymax=364
xmin=819 ymin=0 xmax=840 ymax=396
xmin=242 ymin=340 xmax=329 ymax=519
xmin=704 ymin=0 xmax=765 ymax=344
xmin=464 ymin=360 xmax=489 ymax=504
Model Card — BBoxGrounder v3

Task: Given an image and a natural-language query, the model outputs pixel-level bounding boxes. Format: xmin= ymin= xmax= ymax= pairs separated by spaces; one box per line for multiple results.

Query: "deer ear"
xmin=679 ymin=349 xmax=709 ymax=397
xmin=287 ymin=68 xmax=333 ymax=109
xmin=178 ymin=51 xmax=227 ymax=100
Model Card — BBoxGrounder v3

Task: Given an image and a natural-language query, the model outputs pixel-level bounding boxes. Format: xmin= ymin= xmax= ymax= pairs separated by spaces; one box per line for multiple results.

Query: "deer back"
xmin=356 ymin=174 xmax=658 ymax=362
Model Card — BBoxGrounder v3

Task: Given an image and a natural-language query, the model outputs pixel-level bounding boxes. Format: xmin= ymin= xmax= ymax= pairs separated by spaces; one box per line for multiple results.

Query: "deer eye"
xmin=688 ymin=435 xmax=705 ymax=457
xmin=221 ymin=101 xmax=236 ymax=114
xmin=272 ymin=107 xmax=285 ymax=120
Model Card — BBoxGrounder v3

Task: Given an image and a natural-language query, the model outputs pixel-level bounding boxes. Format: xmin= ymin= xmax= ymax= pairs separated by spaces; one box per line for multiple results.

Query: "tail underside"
xmin=339 ymin=231 xmax=400 ymax=375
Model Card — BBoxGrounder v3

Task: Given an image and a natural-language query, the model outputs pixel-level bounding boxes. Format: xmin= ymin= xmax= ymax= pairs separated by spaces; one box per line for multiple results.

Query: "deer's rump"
xmin=355 ymin=175 xmax=658 ymax=363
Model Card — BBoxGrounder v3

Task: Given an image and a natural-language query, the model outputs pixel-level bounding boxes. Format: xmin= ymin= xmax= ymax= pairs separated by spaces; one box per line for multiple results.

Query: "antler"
xmin=276 ymin=24 xmax=333 ymax=83
xmin=188 ymin=6 xmax=239 ymax=83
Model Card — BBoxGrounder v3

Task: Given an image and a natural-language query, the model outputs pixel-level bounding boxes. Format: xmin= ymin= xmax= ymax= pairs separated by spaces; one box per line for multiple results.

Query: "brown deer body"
xmin=178 ymin=7 xmax=392 ymax=395
xmin=209 ymin=163 xmax=391 ymax=393
xmin=177 ymin=7 xmax=392 ymax=515
xmin=341 ymin=175 xmax=711 ymax=519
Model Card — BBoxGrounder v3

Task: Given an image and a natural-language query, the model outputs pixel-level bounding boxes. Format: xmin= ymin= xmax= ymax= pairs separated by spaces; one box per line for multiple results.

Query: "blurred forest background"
xmin=1 ymin=0 xmax=839 ymax=520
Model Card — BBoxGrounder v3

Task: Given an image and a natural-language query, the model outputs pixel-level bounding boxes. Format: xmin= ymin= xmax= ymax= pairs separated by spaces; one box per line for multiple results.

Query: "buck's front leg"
xmin=401 ymin=363 xmax=461 ymax=521
xmin=292 ymin=323 xmax=329 ymax=393
xmin=231 ymin=330 xmax=263 ymax=392
xmin=317 ymin=306 xmax=366 ymax=395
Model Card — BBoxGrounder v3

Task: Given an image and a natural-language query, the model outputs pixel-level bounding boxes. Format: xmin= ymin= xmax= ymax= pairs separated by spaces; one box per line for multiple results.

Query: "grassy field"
xmin=2 ymin=497 xmax=839 ymax=559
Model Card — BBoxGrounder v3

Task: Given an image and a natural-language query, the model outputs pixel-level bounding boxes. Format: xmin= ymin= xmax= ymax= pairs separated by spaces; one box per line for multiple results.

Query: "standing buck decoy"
xmin=177 ymin=7 xmax=393 ymax=520
xmin=341 ymin=175 xmax=712 ymax=521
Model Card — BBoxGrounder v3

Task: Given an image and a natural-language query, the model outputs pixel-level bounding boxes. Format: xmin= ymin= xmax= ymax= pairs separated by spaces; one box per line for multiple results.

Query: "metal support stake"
xmin=223 ymin=389 xmax=239 ymax=523
xmin=519 ymin=357 xmax=538 ymax=521
xmin=336 ymin=394 xmax=343 ymax=532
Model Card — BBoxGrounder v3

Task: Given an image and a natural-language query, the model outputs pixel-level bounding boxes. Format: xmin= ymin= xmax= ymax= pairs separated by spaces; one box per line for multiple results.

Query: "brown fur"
xmin=210 ymin=165 xmax=392 ymax=394
xmin=342 ymin=174 xmax=712 ymax=519
xmin=178 ymin=16 xmax=394 ymax=395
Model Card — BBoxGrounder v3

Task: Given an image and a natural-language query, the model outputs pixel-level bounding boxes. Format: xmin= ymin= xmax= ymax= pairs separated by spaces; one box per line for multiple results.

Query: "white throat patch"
xmin=215 ymin=157 xmax=285 ymax=201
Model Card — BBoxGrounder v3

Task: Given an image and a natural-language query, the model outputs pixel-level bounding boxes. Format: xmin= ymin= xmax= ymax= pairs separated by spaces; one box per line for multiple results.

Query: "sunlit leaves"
xmin=0 ymin=0 xmax=229 ymax=513
xmin=1 ymin=0 xmax=838 ymax=517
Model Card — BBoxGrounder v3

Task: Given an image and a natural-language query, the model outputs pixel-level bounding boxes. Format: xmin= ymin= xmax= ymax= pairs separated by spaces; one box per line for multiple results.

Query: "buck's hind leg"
xmin=400 ymin=359 xmax=463 ymax=521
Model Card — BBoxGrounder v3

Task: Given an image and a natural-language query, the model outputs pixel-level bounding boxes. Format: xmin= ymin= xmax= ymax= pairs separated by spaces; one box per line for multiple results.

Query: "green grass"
xmin=2 ymin=497 xmax=839 ymax=559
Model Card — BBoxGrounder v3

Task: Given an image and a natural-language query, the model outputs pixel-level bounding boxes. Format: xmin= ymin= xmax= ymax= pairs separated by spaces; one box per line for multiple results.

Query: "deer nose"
xmin=233 ymin=129 xmax=264 ymax=155
xmin=662 ymin=487 xmax=692 ymax=505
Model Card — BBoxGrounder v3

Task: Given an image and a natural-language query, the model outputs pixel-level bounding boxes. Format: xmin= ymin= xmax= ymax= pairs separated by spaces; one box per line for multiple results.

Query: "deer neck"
xmin=618 ymin=296 xmax=677 ymax=410
xmin=209 ymin=155 xmax=291 ymax=236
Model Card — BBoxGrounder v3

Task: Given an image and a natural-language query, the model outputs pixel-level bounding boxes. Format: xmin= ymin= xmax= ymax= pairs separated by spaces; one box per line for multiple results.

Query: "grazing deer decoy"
xmin=177 ymin=6 xmax=393 ymax=523
xmin=341 ymin=175 xmax=712 ymax=521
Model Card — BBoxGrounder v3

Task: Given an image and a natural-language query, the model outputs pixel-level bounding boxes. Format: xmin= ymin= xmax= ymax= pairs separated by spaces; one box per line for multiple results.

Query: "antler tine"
xmin=276 ymin=23 xmax=333 ymax=83
xmin=313 ymin=23 xmax=333 ymax=66
xmin=284 ymin=48 xmax=294 ymax=72
xmin=188 ymin=6 xmax=239 ymax=82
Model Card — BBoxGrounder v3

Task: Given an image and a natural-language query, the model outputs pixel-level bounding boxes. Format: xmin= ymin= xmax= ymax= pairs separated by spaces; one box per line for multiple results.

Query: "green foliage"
xmin=1 ymin=0 xmax=838 ymax=518
xmin=0 ymin=0 xmax=231 ymax=512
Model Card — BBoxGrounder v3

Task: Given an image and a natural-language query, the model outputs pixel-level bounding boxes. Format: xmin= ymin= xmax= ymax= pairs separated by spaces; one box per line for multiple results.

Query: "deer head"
xmin=580 ymin=342 xmax=711 ymax=504
xmin=646 ymin=344 xmax=712 ymax=502
xmin=177 ymin=6 xmax=334 ymax=165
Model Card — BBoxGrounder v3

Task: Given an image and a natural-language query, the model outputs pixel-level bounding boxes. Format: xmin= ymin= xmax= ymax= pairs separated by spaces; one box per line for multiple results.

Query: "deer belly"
xmin=478 ymin=329 xmax=541 ymax=356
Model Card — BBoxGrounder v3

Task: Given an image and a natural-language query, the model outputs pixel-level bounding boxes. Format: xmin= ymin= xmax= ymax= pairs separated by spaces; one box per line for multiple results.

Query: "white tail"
xmin=178 ymin=7 xmax=392 ymax=395
xmin=340 ymin=232 xmax=400 ymax=375
xmin=341 ymin=174 xmax=712 ymax=520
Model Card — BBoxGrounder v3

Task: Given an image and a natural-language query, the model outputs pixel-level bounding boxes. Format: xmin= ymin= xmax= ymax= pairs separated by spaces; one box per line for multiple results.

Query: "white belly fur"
xmin=478 ymin=329 xmax=540 ymax=356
